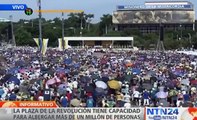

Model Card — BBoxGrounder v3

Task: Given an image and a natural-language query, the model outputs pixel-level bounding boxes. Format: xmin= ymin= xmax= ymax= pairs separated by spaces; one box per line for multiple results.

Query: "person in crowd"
xmin=0 ymin=47 xmax=196 ymax=108
xmin=86 ymin=96 xmax=94 ymax=107
xmin=143 ymin=89 xmax=150 ymax=106
xmin=133 ymin=90 xmax=141 ymax=106
xmin=0 ymin=86 xmax=4 ymax=100
xmin=60 ymin=95 xmax=68 ymax=107
xmin=9 ymin=92 xmax=16 ymax=101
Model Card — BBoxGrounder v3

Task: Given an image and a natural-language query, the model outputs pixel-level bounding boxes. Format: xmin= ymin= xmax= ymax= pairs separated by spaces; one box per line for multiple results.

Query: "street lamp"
xmin=81 ymin=27 xmax=84 ymax=48
xmin=80 ymin=14 xmax=84 ymax=48
xmin=180 ymin=24 xmax=182 ymax=40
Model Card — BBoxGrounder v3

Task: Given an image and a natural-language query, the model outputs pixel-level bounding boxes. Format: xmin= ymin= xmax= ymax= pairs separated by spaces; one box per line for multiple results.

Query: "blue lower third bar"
xmin=0 ymin=4 xmax=27 ymax=11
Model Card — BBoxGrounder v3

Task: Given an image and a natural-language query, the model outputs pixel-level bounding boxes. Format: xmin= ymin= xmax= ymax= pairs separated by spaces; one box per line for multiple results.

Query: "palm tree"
xmin=67 ymin=13 xmax=80 ymax=28
xmin=100 ymin=14 xmax=112 ymax=34
xmin=85 ymin=14 xmax=94 ymax=31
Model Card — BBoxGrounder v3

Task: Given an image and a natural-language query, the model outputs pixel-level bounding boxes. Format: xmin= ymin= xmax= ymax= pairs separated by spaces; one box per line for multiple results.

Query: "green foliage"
xmin=143 ymin=33 xmax=158 ymax=49
xmin=15 ymin=27 xmax=34 ymax=46
xmin=0 ymin=13 xmax=196 ymax=50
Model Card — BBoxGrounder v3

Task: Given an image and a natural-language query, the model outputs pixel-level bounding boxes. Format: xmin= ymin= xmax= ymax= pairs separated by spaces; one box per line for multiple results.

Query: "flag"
xmin=41 ymin=38 xmax=49 ymax=56
xmin=64 ymin=37 xmax=68 ymax=49
xmin=58 ymin=38 xmax=63 ymax=51
xmin=33 ymin=38 xmax=40 ymax=47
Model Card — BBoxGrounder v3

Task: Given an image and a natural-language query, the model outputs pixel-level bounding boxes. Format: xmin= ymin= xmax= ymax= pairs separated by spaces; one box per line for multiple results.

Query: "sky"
xmin=0 ymin=0 xmax=197 ymax=23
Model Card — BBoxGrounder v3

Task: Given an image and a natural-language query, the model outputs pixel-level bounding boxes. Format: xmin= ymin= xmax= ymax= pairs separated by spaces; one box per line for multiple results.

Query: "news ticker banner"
xmin=0 ymin=108 xmax=144 ymax=120
xmin=1 ymin=107 xmax=197 ymax=120
xmin=0 ymin=101 xmax=197 ymax=120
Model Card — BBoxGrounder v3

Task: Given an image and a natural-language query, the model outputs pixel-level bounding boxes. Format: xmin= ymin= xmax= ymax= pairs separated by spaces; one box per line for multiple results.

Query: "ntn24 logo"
xmin=147 ymin=108 xmax=179 ymax=115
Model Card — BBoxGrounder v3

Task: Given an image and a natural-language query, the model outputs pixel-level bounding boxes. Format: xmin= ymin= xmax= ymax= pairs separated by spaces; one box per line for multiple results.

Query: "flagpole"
xmin=62 ymin=12 xmax=65 ymax=50
xmin=38 ymin=0 xmax=42 ymax=53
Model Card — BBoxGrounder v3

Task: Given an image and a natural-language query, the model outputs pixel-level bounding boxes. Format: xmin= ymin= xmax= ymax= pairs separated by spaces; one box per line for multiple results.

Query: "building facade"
xmin=113 ymin=1 xmax=195 ymax=34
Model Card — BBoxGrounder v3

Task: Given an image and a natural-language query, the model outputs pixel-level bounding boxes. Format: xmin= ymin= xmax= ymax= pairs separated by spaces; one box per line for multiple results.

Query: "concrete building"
xmin=113 ymin=1 xmax=195 ymax=34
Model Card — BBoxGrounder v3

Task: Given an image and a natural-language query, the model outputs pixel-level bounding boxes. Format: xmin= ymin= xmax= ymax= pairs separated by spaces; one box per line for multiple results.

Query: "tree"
xmin=143 ymin=33 xmax=158 ymax=49
xmin=67 ymin=13 xmax=81 ymax=28
xmin=15 ymin=27 xmax=33 ymax=46
xmin=85 ymin=14 xmax=94 ymax=31
xmin=100 ymin=14 xmax=112 ymax=35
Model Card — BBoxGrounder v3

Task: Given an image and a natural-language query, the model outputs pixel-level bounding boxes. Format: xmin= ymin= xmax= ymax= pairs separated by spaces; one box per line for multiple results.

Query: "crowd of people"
xmin=0 ymin=47 xmax=197 ymax=108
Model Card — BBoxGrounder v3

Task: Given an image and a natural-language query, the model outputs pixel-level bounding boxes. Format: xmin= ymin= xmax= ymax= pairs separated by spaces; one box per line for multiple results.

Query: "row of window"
xmin=115 ymin=24 xmax=194 ymax=33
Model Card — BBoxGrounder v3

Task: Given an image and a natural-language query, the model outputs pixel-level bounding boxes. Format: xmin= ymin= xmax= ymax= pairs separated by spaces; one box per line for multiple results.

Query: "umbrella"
xmin=8 ymin=67 xmax=19 ymax=75
xmin=73 ymin=63 xmax=80 ymax=68
xmin=64 ymin=58 xmax=72 ymax=64
xmin=95 ymin=87 xmax=105 ymax=96
xmin=57 ymin=88 xmax=67 ymax=95
xmin=46 ymin=79 xmax=56 ymax=85
xmin=95 ymin=87 xmax=105 ymax=93
xmin=58 ymin=84 xmax=67 ymax=89
xmin=15 ymin=60 xmax=25 ymax=67
xmin=173 ymin=70 xmax=184 ymax=77
xmin=85 ymin=85 xmax=94 ymax=92
xmin=181 ymin=79 xmax=190 ymax=86
xmin=156 ymin=91 xmax=168 ymax=99
xmin=8 ymin=76 xmax=20 ymax=85
xmin=142 ymin=83 xmax=152 ymax=90
xmin=108 ymin=80 xmax=121 ymax=90
xmin=64 ymin=69 xmax=70 ymax=73
xmin=46 ymin=70 xmax=55 ymax=76
xmin=19 ymin=69 xmax=27 ymax=73
xmin=80 ymin=76 xmax=91 ymax=83
xmin=70 ymin=98 xmax=80 ymax=107
xmin=95 ymin=81 xmax=107 ymax=89
xmin=56 ymin=68 xmax=65 ymax=73
xmin=132 ymin=68 xmax=141 ymax=75
xmin=150 ymin=76 xmax=157 ymax=82
xmin=101 ymin=77 xmax=109 ymax=83
xmin=1 ymin=74 xmax=13 ymax=83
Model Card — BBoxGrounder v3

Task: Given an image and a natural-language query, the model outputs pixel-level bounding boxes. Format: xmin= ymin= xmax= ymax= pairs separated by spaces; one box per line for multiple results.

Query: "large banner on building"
xmin=113 ymin=10 xmax=195 ymax=24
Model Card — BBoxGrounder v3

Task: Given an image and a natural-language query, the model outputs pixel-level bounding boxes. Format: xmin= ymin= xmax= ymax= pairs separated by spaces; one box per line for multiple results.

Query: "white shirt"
xmin=9 ymin=83 xmax=15 ymax=91
xmin=124 ymin=102 xmax=131 ymax=108
xmin=124 ymin=94 xmax=131 ymax=102
xmin=133 ymin=91 xmax=140 ymax=98
xmin=67 ymin=82 xmax=73 ymax=89
xmin=72 ymin=81 xmax=78 ymax=89
xmin=38 ymin=96 xmax=44 ymax=101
